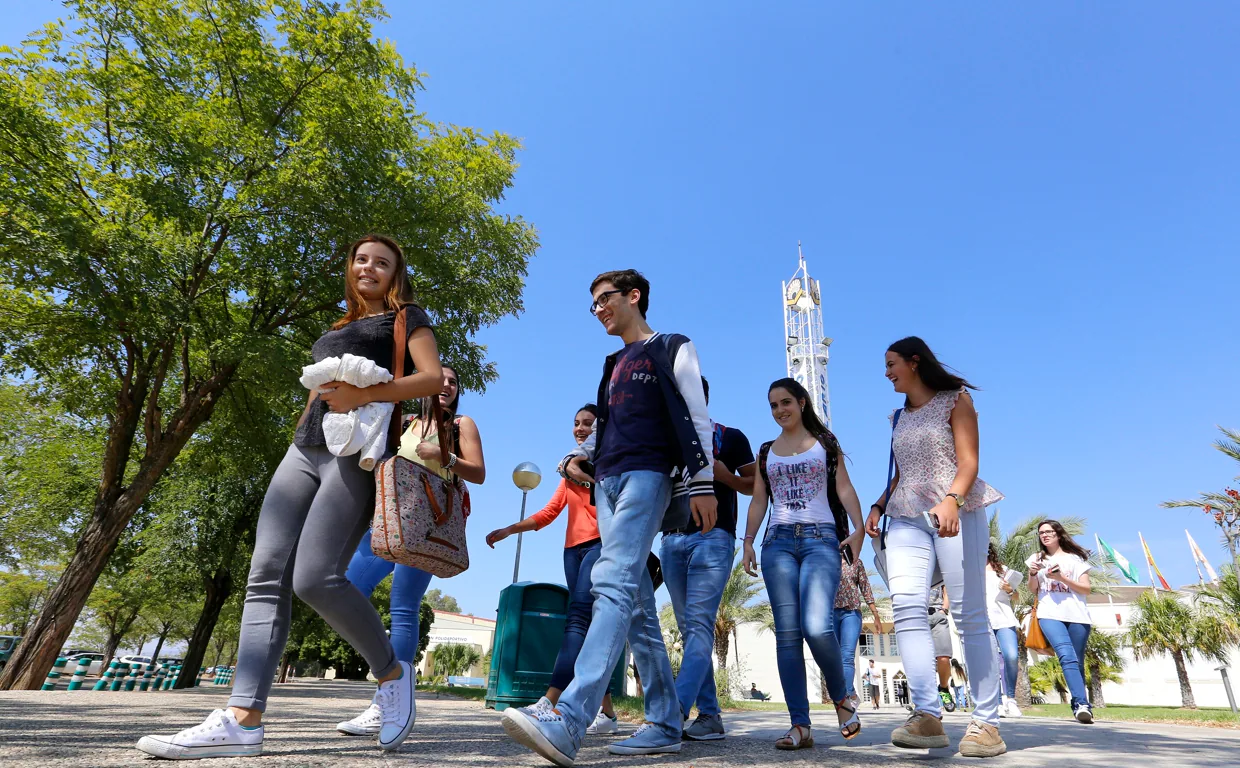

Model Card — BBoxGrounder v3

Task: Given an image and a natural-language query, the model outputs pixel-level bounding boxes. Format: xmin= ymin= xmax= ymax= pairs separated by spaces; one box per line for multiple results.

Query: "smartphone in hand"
xmin=841 ymin=543 xmax=854 ymax=565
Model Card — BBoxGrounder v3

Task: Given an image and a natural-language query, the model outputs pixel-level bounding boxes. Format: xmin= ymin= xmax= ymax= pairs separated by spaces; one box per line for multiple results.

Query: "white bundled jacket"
xmin=300 ymin=354 xmax=394 ymax=470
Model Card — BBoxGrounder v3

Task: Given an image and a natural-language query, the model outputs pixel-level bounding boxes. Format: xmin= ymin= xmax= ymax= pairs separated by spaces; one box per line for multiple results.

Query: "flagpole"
xmin=1140 ymin=532 xmax=1157 ymax=591
xmin=1186 ymin=530 xmax=1205 ymax=586
xmin=1098 ymin=534 xmax=1120 ymax=628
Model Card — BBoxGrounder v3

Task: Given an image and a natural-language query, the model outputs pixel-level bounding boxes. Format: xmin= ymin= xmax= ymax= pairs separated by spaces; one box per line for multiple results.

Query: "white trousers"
xmin=886 ymin=510 xmax=1002 ymax=726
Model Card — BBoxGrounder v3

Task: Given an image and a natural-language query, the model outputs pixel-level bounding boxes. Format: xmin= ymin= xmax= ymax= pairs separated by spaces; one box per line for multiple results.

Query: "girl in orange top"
xmin=486 ymin=404 xmax=618 ymax=732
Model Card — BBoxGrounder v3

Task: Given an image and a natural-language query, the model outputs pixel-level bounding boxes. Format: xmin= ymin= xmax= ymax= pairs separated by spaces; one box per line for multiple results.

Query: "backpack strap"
xmin=878 ymin=408 xmax=904 ymax=546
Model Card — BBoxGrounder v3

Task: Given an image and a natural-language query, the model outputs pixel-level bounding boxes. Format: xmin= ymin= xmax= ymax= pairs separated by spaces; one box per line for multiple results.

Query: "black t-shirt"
xmin=594 ymin=340 xmax=677 ymax=481
xmin=293 ymin=305 xmax=434 ymax=448
xmin=683 ymin=425 xmax=754 ymax=537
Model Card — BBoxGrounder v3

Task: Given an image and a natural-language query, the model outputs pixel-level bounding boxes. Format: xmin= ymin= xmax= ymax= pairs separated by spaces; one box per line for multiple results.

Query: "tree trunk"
xmin=1088 ymin=658 xmax=1106 ymax=708
xmin=1015 ymin=635 xmax=1032 ymax=707
xmin=101 ymin=607 xmax=142 ymax=671
xmin=1172 ymin=649 xmax=1196 ymax=709
xmin=149 ymin=623 xmax=173 ymax=669
xmin=0 ymin=369 xmax=233 ymax=690
xmin=175 ymin=566 xmax=234 ymax=689
xmin=714 ymin=626 xmax=730 ymax=670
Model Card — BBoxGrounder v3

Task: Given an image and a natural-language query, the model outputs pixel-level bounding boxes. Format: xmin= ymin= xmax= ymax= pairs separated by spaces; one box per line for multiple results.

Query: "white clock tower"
xmin=782 ymin=242 xmax=833 ymax=428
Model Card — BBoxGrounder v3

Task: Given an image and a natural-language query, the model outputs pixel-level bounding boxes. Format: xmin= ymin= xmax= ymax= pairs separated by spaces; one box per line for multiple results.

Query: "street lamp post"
xmin=511 ymin=462 xmax=542 ymax=583
xmin=1217 ymin=665 xmax=1238 ymax=714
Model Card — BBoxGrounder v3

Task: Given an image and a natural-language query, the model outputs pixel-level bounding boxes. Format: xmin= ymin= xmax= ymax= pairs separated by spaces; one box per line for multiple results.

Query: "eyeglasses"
xmin=589 ymin=289 xmax=628 ymax=315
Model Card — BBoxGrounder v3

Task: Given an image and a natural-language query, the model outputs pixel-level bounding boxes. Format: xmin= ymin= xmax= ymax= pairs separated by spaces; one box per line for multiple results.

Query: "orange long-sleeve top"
xmin=528 ymin=478 xmax=600 ymax=548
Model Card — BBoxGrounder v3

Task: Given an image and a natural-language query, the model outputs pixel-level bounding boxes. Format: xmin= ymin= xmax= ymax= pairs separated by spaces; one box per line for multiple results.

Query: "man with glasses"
xmin=502 ymin=269 xmax=717 ymax=765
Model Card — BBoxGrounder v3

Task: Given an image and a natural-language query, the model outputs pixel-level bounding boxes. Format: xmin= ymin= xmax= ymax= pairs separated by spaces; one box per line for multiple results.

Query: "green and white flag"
xmin=1096 ymin=534 xmax=1140 ymax=585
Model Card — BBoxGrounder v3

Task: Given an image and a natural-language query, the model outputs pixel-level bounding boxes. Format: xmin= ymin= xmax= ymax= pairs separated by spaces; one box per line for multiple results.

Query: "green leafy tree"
xmin=423 ymin=589 xmax=462 ymax=614
xmin=1127 ymin=589 xmax=1236 ymax=709
xmin=657 ymin=601 xmax=683 ymax=676
xmin=1083 ymin=629 xmax=1126 ymax=708
xmin=1196 ymin=566 xmax=1240 ymax=633
xmin=714 ymin=558 xmax=772 ymax=671
xmin=0 ymin=0 xmax=536 ymax=689
xmin=0 ymin=565 xmax=60 ymax=636
xmin=1027 ymin=657 xmax=1067 ymax=703
xmin=1162 ymin=427 xmax=1240 ymax=573
xmin=432 ymin=642 xmax=481 ymax=677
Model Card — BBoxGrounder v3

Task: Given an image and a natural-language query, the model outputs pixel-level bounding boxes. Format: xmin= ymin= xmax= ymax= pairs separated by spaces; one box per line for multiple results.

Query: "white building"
xmin=419 ymin=610 xmax=495 ymax=681
xmin=729 ymin=584 xmax=1239 ymax=709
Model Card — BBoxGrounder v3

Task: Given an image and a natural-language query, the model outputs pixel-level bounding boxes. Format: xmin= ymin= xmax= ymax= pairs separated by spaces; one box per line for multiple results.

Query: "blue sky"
xmin=7 ymin=2 xmax=1239 ymax=614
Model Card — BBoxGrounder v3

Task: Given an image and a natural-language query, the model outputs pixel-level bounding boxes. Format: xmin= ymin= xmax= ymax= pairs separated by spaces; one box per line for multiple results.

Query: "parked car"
xmin=0 ymin=635 xmax=21 ymax=671
xmin=64 ymin=651 xmax=105 ymax=676
xmin=118 ymin=655 xmax=153 ymax=669
xmin=157 ymin=657 xmax=183 ymax=669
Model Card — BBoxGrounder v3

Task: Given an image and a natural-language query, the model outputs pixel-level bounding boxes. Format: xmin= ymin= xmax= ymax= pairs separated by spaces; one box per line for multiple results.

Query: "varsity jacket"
xmin=561 ymin=332 xmax=714 ymax=500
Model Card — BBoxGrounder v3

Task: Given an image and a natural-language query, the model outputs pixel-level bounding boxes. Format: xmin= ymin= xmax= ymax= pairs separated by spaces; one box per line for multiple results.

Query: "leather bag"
xmin=1024 ymin=598 xmax=1052 ymax=655
xmin=370 ymin=309 xmax=470 ymax=577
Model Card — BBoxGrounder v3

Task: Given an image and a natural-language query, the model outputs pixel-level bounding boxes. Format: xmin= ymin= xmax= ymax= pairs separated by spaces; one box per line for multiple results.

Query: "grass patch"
xmin=1023 ymin=702 xmax=1240 ymax=729
xmin=416 ymin=684 xmax=487 ymax=702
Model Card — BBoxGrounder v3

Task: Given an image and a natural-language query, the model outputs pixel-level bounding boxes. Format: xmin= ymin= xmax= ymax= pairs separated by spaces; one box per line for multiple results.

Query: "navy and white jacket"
xmin=562 ymin=332 xmax=714 ymax=500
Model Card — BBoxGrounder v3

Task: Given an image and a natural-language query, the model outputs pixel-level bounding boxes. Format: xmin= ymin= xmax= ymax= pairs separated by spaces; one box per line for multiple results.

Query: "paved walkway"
xmin=1 ymin=680 xmax=1237 ymax=767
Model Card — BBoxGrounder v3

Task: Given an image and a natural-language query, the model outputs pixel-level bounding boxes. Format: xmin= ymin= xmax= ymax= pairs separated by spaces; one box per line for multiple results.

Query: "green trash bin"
xmin=485 ymin=582 xmax=630 ymax=711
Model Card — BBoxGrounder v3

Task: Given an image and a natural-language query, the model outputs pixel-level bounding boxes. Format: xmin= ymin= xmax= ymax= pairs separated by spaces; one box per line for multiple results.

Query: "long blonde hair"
xmin=332 ymin=234 xmax=416 ymax=329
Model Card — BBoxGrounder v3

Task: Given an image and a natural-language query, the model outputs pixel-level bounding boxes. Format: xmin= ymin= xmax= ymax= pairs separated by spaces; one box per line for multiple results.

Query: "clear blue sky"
xmin=8 ymin=2 xmax=1239 ymax=614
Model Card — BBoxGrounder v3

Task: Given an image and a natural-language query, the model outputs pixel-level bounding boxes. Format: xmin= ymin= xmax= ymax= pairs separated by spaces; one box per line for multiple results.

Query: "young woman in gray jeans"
xmin=137 ymin=234 xmax=444 ymax=760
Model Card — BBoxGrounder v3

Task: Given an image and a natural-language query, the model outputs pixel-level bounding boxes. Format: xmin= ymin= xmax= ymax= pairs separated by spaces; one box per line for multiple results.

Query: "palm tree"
xmin=1028 ymin=657 xmax=1067 ymax=704
xmin=987 ymin=510 xmax=1117 ymax=707
xmin=1083 ymin=629 xmax=1126 ymax=707
xmin=1126 ymin=590 xmax=1236 ymax=709
xmin=1196 ymin=565 xmax=1240 ymax=631
xmin=1162 ymin=426 xmax=1240 ymax=573
xmin=431 ymin=642 xmax=481 ymax=678
xmin=713 ymin=558 xmax=773 ymax=672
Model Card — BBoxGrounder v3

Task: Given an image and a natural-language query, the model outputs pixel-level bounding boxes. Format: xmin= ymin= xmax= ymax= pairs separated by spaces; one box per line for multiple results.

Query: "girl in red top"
xmin=486 ymin=405 xmax=618 ymax=733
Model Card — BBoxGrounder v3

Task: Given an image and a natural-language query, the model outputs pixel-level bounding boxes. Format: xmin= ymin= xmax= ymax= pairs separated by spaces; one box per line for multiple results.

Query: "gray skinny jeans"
xmin=228 ymin=443 xmax=399 ymax=712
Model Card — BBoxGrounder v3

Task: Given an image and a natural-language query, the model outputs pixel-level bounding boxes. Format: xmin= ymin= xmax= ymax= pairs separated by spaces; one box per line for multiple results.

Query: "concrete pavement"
xmin=1 ymin=680 xmax=1237 ymax=767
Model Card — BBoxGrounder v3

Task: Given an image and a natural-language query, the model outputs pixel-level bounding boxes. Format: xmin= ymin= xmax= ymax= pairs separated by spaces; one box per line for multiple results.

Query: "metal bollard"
xmin=194 ymin=666 xmax=205 ymax=687
xmin=109 ymin=662 xmax=130 ymax=691
xmin=226 ymin=667 xmax=234 ymax=686
xmin=163 ymin=664 xmax=180 ymax=690
xmin=124 ymin=663 xmax=144 ymax=691
xmin=213 ymin=667 xmax=224 ymax=685
xmin=92 ymin=660 xmax=120 ymax=691
xmin=41 ymin=657 xmax=67 ymax=691
xmin=150 ymin=665 xmax=167 ymax=692
xmin=139 ymin=662 xmax=155 ymax=692
xmin=67 ymin=657 xmax=91 ymax=691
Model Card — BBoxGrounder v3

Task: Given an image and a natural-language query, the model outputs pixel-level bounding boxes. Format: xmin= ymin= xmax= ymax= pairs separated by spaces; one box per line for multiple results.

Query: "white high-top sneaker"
xmin=136 ymin=709 xmax=263 ymax=759
xmin=586 ymin=708 xmax=619 ymax=735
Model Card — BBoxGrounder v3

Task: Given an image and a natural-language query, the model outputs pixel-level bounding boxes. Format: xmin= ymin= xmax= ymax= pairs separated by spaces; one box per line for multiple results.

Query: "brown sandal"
xmin=775 ymin=724 xmax=814 ymax=750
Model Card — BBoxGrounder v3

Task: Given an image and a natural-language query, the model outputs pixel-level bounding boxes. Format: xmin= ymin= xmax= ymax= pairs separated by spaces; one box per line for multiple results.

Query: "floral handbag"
xmin=369 ymin=309 xmax=470 ymax=577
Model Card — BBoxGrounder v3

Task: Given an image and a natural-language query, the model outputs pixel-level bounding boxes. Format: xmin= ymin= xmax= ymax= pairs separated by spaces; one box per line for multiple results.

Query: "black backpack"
xmin=756 ymin=436 xmax=850 ymax=538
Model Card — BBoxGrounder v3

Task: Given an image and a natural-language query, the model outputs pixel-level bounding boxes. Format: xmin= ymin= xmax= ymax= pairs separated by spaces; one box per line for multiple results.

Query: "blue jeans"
xmin=761 ymin=523 xmax=847 ymax=726
xmin=549 ymin=540 xmax=602 ymax=691
xmin=993 ymin=627 xmax=1019 ymax=698
xmin=833 ymin=608 xmax=863 ymax=698
xmin=660 ymin=528 xmax=735 ymax=718
xmin=557 ymin=471 xmax=677 ymax=745
xmin=1039 ymin=618 xmax=1091 ymax=708
xmin=345 ymin=528 xmax=433 ymax=665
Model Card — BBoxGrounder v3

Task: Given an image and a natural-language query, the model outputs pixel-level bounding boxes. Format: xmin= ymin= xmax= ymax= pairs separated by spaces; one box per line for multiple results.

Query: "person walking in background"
xmin=501 ymin=269 xmax=718 ymax=765
xmin=741 ymin=378 xmax=866 ymax=751
xmin=835 ymin=551 xmax=884 ymax=707
xmin=862 ymin=660 xmax=881 ymax=710
xmin=660 ymin=377 xmax=755 ymax=742
xmin=950 ymin=659 xmax=970 ymax=710
xmin=929 ymin=585 xmax=956 ymax=713
xmin=136 ymin=235 xmax=443 ymax=759
xmin=485 ymin=404 xmax=620 ymax=735
xmin=864 ymin=337 xmax=1006 ymax=758
xmin=1027 ymin=519 xmax=1095 ymax=724
xmin=985 ymin=542 xmax=1024 ymax=718
xmin=339 ymin=363 xmax=486 ymax=736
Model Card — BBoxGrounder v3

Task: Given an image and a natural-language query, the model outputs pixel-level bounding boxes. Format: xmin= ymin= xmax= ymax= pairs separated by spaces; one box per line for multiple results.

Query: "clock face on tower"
xmin=785 ymin=277 xmax=803 ymax=306
xmin=810 ymin=280 xmax=821 ymax=305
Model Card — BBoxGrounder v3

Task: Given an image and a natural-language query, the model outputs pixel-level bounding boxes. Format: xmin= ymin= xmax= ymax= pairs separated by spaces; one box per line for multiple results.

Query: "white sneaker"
xmin=376 ymin=661 xmax=416 ymax=751
xmin=337 ymin=699 xmax=382 ymax=735
xmin=1005 ymin=698 xmax=1024 ymax=718
xmin=586 ymin=709 xmax=619 ymax=735
xmin=531 ymin=696 xmax=555 ymax=714
xmin=136 ymin=709 xmax=263 ymax=759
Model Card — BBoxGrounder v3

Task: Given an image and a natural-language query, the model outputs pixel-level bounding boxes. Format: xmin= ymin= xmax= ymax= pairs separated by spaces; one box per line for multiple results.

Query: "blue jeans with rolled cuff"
xmin=761 ymin=523 xmax=847 ymax=727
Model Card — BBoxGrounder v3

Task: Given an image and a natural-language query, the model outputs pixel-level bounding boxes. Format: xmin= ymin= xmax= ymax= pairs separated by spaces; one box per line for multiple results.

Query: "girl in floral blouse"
xmin=835 ymin=556 xmax=885 ymax=705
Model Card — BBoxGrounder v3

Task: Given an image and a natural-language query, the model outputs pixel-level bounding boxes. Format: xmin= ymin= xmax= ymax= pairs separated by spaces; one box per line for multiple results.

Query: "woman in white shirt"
xmin=985 ymin=543 xmax=1024 ymax=718
xmin=1025 ymin=519 xmax=1094 ymax=724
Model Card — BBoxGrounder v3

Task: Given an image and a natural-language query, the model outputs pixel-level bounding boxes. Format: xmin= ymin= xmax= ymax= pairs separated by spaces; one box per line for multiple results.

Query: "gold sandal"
xmin=775 ymin=724 xmax=814 ymax=750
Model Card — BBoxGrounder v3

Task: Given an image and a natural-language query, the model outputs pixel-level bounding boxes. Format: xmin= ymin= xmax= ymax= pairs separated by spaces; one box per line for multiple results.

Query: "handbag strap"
xmin=388 ymin=307 xmax=408 ymax=453
xmin=878 ymin=408 xmax=904 ymax=544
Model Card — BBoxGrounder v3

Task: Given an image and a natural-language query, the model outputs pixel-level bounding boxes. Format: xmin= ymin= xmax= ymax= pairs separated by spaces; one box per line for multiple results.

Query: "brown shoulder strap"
xmin=387 ymin=308 xmax=407 ymax=452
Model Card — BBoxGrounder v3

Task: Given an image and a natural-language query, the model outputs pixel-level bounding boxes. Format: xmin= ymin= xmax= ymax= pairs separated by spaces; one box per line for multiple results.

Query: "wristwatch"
xmin=945 ymin=492 xmax=964 ymax=509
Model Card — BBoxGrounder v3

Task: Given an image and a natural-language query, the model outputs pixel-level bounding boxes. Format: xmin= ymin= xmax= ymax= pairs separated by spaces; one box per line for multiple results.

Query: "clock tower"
xmin=782 ymin=242 xmax=833 ymax=428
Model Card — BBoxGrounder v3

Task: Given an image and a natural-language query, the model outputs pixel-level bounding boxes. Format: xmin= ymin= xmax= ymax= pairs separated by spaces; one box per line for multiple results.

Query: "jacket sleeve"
xmin=529 ymin=479 xmax=569 ymax=530
xmin=671 ymin=338 xmax=715 ymax=494
xmin=559 ymin=420 xmax=597 ymax=477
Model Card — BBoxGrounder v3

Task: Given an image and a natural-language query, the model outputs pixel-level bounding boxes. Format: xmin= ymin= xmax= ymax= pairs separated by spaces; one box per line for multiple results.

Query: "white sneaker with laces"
xmin=136 ymin=709 xmax=263 ymax=759
xmin=586 ymin=709 xmax=619 ymax=735
xmin=1005 ymin=698 xmax=1024 ymax=718
xmin=337 ymin=698 xmax=382 ymax=735
xmin=531 ymin=696 xmax=555 ymax=714
xmin=376 ymin=661 xmax=417 ymax=751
